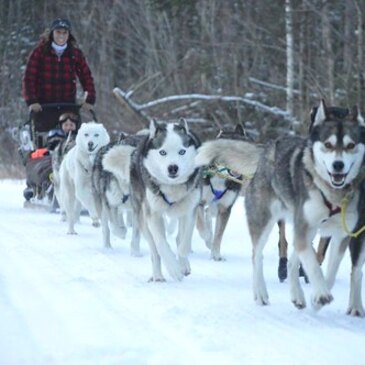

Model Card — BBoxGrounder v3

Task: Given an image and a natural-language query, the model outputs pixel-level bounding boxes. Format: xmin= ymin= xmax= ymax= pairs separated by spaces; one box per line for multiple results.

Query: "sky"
xmin=0 ymin=179 xmax=364 ymax=365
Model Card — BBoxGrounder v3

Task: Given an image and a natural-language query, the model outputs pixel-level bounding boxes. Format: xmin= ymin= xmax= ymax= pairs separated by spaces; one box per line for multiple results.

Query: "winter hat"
xmin=50 ymin=18 xmax=72 ymax=32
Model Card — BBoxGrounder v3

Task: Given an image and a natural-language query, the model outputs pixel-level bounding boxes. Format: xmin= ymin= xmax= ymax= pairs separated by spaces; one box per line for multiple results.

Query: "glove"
xmin=29 ymin=103 xmax=42 ymax=112
xmin=82 ymin=102 xmax=93 ymax=112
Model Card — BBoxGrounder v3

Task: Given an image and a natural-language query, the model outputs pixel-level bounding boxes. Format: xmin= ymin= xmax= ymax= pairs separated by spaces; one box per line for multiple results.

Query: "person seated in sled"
xmin=23 ymin=112 xmax=80 ymax=201
xmin=46 ymin=112 xmax=79 ymax=150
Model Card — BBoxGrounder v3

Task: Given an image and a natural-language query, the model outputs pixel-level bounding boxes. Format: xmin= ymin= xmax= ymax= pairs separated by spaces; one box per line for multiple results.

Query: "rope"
xmin=341 ymin=194 xmax=365 ymax=238
xmin=204 ymin=163 xmax=252 ymax=185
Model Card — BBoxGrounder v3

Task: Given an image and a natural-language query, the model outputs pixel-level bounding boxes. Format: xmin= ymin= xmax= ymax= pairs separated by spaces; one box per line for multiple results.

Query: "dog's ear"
xmin=119 ymin=132 xmax=127 ymax=142
xmin=177 ymin=117 xmax=189 ymax=134
xmin=149 ymin=118 xmax=158 ymax=138
xmin=235 ymin=123 xmax=246 ymax=136
xmin=308 ymin=106 xmax=318 ymax=132
xmin=349 ymin=105 xmax=365 ymax=126
xmin=312 ymin=99 xmax=327 ymax=128
xmin=216 ymin=129 xmax=223 ymax=138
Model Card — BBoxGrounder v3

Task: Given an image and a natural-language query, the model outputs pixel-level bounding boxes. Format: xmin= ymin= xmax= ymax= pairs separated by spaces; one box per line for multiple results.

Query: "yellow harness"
xmin=340 ymin=194 xmax=365 ymax=238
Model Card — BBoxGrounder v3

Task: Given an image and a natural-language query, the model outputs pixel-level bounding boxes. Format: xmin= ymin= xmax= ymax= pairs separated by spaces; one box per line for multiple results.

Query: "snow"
xmin=0 ymin=179 xmax=364 ymax=365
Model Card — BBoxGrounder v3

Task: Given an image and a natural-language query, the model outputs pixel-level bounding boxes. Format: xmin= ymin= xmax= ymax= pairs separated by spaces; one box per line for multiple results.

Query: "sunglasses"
xmin=59 ymin=114 xmax=79 ymax=123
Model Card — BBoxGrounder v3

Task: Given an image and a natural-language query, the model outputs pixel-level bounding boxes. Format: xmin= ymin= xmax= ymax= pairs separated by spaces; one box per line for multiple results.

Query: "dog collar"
xmin=159 ymin=191 xmax=174 ymax=206
xmin=320 ymin=191 xmax=341 ymax=217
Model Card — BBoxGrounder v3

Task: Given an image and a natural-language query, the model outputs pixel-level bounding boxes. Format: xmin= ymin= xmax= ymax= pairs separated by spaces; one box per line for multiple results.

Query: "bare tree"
xmin=285 ymin=0 xmax=295 ymax=122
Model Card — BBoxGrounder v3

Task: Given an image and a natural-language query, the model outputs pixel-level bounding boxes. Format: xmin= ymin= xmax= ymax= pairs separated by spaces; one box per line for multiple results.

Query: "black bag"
xmin=25 ymin=154 xmax=52 ymax=189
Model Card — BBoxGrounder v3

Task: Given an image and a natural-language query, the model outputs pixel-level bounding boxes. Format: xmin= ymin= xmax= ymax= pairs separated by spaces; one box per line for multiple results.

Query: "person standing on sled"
xmin=22 ymin=18 xmax=96 ymax=200
xmin=23 ymin=17 xmax=95 ymax=114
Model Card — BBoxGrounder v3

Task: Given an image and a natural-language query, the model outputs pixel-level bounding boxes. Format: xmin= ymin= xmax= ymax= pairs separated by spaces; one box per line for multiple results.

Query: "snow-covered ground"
xmin=0 ymin=179 xmax=364 ymax=365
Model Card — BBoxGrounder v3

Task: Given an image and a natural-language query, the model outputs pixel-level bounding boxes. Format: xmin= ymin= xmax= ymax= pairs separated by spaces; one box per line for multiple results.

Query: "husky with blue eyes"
xmin=130 ymin=118 xmax=202 ymax=282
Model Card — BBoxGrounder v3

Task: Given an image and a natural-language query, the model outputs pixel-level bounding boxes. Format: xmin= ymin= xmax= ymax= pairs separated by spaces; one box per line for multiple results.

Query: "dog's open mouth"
xmin=329 ymin=173 xmax=347 ymax=187
xmin=88 ymin=144 xmax=98 ymax=152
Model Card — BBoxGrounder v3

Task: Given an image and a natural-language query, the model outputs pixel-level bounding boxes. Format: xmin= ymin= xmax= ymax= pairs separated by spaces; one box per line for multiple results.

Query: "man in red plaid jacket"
xmin=23 ymin=18 xmax=96 ymax=113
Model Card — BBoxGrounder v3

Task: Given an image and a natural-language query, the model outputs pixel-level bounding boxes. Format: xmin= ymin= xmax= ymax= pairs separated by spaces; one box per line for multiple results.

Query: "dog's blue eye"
xmin=84 ymin=133 xmax=89 ymax=137
xmin=179 ymin=149 xmax=186 ymax=155
xmin=159 ymin=150 xmax=166 ymax=156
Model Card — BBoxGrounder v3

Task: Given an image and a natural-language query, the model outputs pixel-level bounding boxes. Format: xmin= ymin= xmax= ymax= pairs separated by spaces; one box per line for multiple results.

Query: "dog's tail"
xmin=102 ymin=145 xmax=135 ymax=184
xmin=195 ymin=139 xmax=263 ymax=176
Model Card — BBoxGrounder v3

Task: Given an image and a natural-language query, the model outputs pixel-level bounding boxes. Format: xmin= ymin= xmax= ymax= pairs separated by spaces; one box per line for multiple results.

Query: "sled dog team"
xmin=55 ymin=100 xmax=365 ymax=317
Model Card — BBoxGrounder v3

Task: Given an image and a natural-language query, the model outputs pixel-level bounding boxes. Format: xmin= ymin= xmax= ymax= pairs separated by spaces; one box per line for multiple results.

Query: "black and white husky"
xmin=130 ymin=118 xmax=202 ymax=281
xmin=207 ymin=100 xmax=365 ymax=312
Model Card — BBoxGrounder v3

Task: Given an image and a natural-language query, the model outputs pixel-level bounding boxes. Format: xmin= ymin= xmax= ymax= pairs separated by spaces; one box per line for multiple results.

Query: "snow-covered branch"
xmin=113 ymin=87 xmax=291 ymax=121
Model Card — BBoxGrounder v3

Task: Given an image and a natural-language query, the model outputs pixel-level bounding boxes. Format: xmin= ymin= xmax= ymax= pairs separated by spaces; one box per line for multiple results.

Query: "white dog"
xmin=59 ymin=121 xmax=110 ymax=234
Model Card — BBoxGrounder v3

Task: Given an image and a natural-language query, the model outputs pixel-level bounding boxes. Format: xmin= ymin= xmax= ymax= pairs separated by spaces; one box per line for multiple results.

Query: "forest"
xmin=0 ymin=0 xmax=364 ymax=176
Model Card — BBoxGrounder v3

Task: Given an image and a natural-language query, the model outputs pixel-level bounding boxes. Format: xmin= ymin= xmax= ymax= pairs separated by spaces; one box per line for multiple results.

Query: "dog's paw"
xmin=254 ymin=290 xmax=269 ymax=306
xmin=311 ymin=292 xmax=333 ymax=310
xmin=148 ymin=276 xmax=166 ymax=283
xmin=290 ymin=286 xmax=306 ymax=309
xmin=253 ymin=281 xmax=269 ymax=305
xmin=179 ymin=256 xmax=191 ymax=276
xmin=346 ymin=306 xmax=365 ymax=317
xmin=92 ymin=220 xmax=100 ymax=228
xmin=255 ymin=295 xmax=269 ymax=306
xmin=211 ymin=252 xmax=226 ymax=261
xmin=167 ymin=264 xmax=184 ymax=281
xmin=292 ymin=299 xmax=306 ymax=310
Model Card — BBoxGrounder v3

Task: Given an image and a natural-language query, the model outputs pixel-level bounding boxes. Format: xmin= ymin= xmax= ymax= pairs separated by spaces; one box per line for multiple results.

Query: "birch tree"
xmin=285 ymin=0 xmax=295 ymax=122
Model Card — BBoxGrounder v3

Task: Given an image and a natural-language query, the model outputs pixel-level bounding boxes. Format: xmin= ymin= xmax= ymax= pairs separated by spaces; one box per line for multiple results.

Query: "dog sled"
xmin=15 ymin=103 xmax=82 ymax=210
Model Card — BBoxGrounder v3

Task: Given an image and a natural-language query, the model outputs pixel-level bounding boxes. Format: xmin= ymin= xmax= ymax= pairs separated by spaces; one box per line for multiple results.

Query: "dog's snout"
xmin=332 ymin=160 xmax=344 ymax=172
xmin=88 ymin=141 xmax=94 ymax=148
xmin=168 ymin=164 xmax=179 ymax=176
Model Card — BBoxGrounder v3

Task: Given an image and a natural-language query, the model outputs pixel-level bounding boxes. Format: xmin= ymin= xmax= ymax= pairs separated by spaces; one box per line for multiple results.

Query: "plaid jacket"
xmin=22 ymin=42 xmax=96 ymax=106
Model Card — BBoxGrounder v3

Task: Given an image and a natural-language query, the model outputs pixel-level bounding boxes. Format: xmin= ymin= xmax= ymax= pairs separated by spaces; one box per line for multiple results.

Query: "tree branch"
xmin=113 ymin=87 xmax=291 ymax=121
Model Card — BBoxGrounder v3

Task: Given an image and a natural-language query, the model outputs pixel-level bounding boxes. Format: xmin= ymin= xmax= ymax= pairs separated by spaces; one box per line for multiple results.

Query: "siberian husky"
xmin=59 ymin=121 xmax=110 ymax=234
xmin=92 ymin=133 xmax=145 ymax=254
xmin=215 ymin=100 xmax=365 ymax=311
xmin=130 ymin=118 xmax=202 ymax=281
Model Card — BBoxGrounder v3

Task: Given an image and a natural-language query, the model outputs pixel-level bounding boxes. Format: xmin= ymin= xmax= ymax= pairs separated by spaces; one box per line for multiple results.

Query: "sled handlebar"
xmin=26 ymin=103 xmax=98 ymax=125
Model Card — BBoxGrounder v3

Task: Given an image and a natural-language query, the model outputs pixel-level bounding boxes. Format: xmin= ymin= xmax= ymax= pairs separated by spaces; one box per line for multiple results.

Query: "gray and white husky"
xmin=130 ymin=118 xmax=202 ymax=281
xmin=92 ymin=134 xmax=144 ymax=254
xmin=213 ymin=100 xmax=365 ymax=311
xmin=195 ymin=124 xmax=253 ymax=261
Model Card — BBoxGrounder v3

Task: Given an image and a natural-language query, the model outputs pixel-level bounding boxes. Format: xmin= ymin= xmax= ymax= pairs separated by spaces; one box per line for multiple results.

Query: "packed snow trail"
xmin=0 ymin=180 xmax=364 ymax=365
